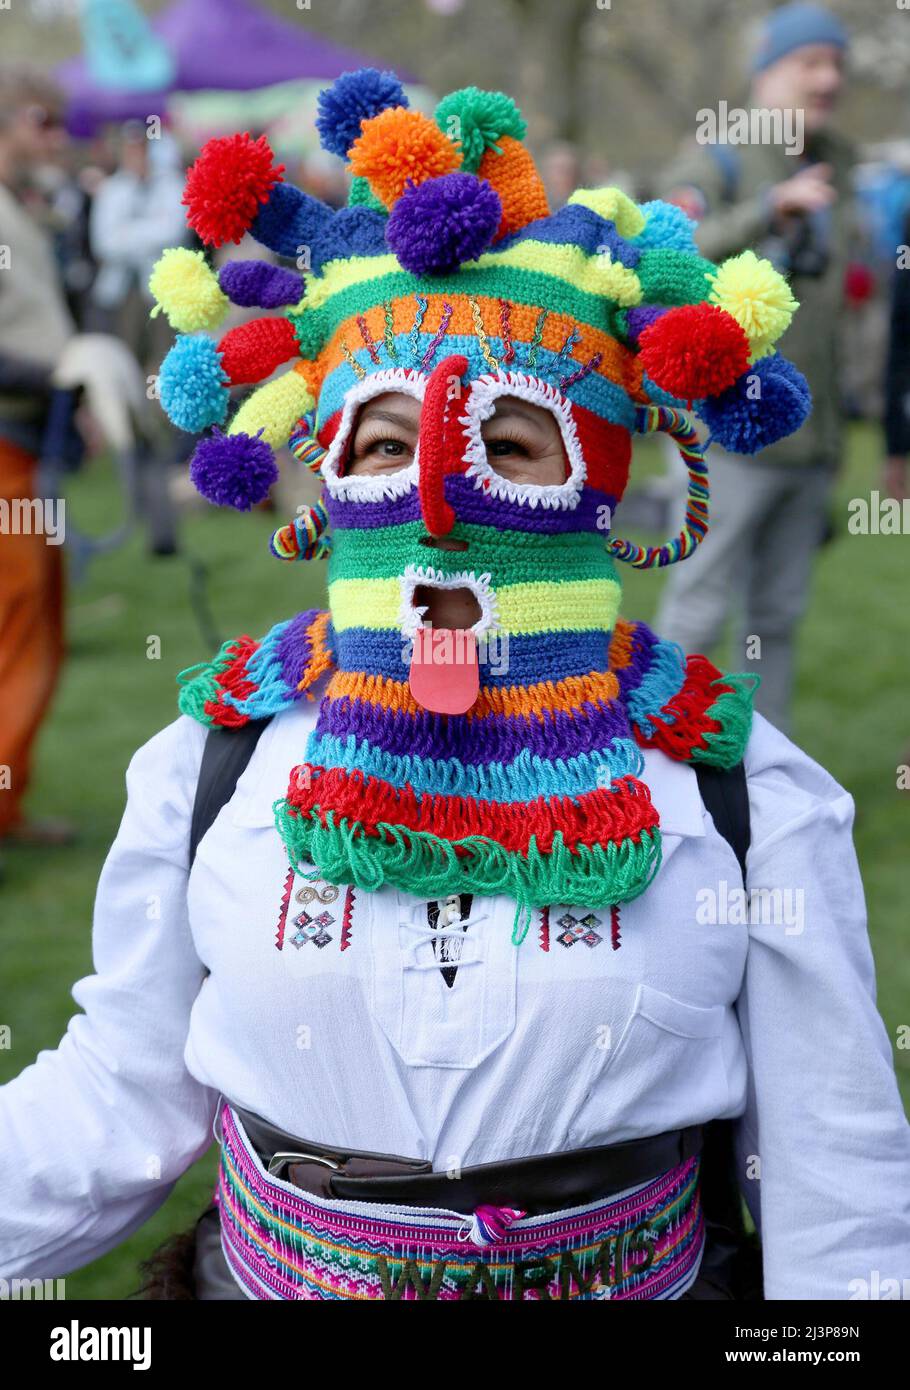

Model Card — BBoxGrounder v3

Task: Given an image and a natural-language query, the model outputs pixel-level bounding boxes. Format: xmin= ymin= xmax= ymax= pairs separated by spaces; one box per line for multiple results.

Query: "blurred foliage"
xmin=2 ymin=0 xmax=909 ymax=176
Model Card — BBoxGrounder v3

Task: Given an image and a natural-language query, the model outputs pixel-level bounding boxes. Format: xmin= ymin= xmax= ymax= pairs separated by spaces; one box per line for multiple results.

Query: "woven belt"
xmin=214 ymin=1104 xmax=706 ymax=1301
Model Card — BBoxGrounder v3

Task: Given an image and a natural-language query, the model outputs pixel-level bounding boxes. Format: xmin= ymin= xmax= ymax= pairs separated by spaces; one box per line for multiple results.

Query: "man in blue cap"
xmin=656 ymin=4 xmax=852 ymax=735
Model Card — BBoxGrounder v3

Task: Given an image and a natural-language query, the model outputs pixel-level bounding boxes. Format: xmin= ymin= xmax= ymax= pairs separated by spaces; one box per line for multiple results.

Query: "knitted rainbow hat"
xmin=150 ymin=67 xmax=810 ymax=552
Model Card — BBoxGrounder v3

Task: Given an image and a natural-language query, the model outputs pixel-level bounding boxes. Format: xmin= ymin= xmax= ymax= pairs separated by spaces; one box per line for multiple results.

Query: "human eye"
xmin=346 ymin=429 xmax=413 ymax=475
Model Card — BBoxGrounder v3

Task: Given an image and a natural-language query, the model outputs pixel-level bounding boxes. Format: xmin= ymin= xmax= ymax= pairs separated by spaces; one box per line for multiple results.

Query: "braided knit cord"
xmin=608 ymin=405 xmax=710 ymax=569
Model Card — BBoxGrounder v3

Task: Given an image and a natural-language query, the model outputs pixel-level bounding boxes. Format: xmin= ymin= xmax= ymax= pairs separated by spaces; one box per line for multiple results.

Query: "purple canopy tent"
xmin=58 ymin=0 xmax=408 ymax=137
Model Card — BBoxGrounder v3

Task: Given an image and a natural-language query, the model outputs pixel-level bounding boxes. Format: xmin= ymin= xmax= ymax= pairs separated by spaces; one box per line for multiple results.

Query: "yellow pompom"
xmin=149 ymin=247 xmax=229 ymax=333
xmin=708 ymin=250 xmax=798 ymax=357
xmin=568 ymin=187 xmax=645 ymax=239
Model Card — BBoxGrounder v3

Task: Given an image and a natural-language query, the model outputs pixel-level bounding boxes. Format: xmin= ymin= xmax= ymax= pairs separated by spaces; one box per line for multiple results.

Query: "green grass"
xmin=1 ymin=422 xmax=907 ymax=1297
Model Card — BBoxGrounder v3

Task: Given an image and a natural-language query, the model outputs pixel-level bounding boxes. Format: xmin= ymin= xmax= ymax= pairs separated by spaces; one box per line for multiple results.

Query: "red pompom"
xmin=217 ymin=316 xmax=299 ymax=386
xmin=638 ymin=303 xmax=750 ymax=402
xmin=183 ymin=133 xmax=284 ymax=247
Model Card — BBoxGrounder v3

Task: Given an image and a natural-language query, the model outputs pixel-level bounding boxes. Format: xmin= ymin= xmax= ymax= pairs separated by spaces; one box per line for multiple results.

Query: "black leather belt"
xmin=227 ymin=1102 xmax=703 ymax=1217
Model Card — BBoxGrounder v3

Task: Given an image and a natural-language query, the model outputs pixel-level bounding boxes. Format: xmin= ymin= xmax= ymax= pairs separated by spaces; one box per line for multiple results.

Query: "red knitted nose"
xmin=418 ymin=354 xmax=468 ymax=536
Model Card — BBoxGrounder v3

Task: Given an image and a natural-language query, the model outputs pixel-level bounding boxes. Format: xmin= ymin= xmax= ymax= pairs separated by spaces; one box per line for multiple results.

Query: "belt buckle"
xmin=267 ymin=1150 xmax=343 ymax=1178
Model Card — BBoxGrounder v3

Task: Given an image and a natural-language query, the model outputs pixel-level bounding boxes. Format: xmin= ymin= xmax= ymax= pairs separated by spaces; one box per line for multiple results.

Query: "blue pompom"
xmin=189 ymin=429 xmax=279 ymax=510
xmin=386 ymin=173 xmax=501 ymax=276
xmin=316 ymin=68 xmax=407 ymax=159
xmin=634 ymin=200 xmax=699 ymax=254
xmin=159 ymin=335 xmax=228 ymax=432
xmin=700 ymin=354 xmax=811 ymax=454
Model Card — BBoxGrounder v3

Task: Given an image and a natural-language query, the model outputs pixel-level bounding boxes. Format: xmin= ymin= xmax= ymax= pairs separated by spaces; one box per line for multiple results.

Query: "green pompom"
xmin=434 ymin=87 xmax=526 ymax=172
xmin=636 ymin=249 xmax=717 ymax=307
xmin=348 ymin=175 xmax=387 ymax=213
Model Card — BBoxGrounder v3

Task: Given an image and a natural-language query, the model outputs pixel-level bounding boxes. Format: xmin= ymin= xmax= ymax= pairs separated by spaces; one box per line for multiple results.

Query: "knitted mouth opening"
xmin=413 ymin=582 xmax=482 ymax=629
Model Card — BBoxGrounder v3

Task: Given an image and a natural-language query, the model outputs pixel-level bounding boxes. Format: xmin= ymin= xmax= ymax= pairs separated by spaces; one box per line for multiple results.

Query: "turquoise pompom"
xmin=159 ymin=334 xmax=229 ymax=433
xmin=634 ymin=200 xmax=699 ymax=254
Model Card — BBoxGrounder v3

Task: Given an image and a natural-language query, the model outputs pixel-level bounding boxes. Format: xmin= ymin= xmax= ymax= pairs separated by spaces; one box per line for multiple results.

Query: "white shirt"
xmin=1 ymin=680 xmax=909 ymax=1300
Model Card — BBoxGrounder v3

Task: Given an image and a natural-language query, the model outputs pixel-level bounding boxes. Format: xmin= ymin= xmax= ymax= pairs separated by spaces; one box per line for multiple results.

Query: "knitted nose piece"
xmin=418 ymin=353 xmax=468 ymax=537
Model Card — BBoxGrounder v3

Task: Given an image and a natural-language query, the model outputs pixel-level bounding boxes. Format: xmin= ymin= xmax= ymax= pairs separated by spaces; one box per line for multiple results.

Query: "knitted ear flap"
xmin=606 ymin=406 xmax=709 ymax=569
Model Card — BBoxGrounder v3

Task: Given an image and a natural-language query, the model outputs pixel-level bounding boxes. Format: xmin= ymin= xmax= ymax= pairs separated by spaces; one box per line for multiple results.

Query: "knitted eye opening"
xmin=320 ymin=367 xmax=426 ymax=502
xmin=462 ymin=374 xmax=586 ymax=511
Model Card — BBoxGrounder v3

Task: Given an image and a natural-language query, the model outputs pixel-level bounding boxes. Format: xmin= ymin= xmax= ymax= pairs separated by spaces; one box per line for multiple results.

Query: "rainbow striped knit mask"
xmin=155 ymin=71 xmax=811 ymax=939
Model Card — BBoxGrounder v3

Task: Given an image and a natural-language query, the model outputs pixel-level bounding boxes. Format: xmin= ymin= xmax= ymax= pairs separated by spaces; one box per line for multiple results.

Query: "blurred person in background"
xmin=882 ymin=206 xmax=910 ymax=502
xmin=655 ymin=2 xmax=853 ymax=734
xmin=88 ymin=120 xmax=189 ymax=373
xmin=0 ymin=67 xmax=76 ymax=849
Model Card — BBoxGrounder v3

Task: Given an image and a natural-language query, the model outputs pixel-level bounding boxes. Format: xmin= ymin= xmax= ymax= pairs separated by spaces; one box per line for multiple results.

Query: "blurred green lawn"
xmin=1 ymin=422 xmax=908 ymax=1298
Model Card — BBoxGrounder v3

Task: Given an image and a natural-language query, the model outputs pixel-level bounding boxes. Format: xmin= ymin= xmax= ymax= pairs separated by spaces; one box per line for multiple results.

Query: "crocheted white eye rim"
xmin=461 ymin=372 xmax=585 ymax=511
xmin=320 ymin=367 xmax=425 ymax=501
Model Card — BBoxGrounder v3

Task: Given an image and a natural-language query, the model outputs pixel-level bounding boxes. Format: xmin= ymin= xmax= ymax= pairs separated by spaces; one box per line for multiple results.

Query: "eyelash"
xmin=483 ymin=427 xmax=532 ymax=457
xmin=351 ymin=431 xmax=410 ymax=459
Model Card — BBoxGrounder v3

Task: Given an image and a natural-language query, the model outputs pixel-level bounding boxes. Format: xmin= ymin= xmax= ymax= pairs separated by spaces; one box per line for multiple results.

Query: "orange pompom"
xmin=478 ymin=135 xmax=549 ymax=238
xmin=349 ymin=107 xmax=460 ymax=208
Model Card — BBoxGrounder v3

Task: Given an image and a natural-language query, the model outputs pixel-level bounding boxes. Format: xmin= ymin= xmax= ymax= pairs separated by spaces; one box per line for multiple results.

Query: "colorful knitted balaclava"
xmin=154 ymin=71 xmax=811 ymax=940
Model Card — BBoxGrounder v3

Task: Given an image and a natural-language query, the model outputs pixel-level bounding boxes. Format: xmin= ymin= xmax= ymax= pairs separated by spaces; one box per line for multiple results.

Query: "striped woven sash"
xmin=215 ymin=1105 xmax=705 ymax=1301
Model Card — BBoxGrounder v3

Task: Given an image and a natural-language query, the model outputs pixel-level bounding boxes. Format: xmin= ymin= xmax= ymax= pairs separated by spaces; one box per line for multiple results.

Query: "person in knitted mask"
xmin=155 ymin=73 xmax=809 ymax=946
xmin=2 ymin=73 xmax=908 ymax=1307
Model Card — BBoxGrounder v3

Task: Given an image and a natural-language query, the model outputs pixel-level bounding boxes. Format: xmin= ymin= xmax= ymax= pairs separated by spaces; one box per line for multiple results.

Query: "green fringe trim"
xmin=273 ymin=799 xmax=662 ymax=946
xmin=176 ymin=639 xmax=241 ymax=726
xmin=690 ymin=672 xmax=759 ymax=769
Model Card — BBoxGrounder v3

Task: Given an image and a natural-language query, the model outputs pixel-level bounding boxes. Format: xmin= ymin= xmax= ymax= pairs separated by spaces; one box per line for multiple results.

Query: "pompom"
xmin=434 ymin=87 xmax=525 ymax=172
xmin=316 ymin=68 xmax=407 ymax=160
xmin=568 ymin=188 xmax=645 ymax=239
xmin=148 ymin=248 xmax=228 ymax=333
xmin=159 ymin=335 xmax=228 ymax=432
xmin=638 ymin=303 xmax=751 ymax=401
xmin=349 ymin=107 xmax=459 ymax=208
xmin=386 ymin=172 xmax=501 ymax=276
xmin=477 ymin=135 xmax=549 ymax=238
xmin=217 ymin=317 xmax=300 ymax=386
xmin=183 ymin=133 xmax=284 ymax=247
xmin=189 ymin=429 xmax=279 ymax=510
xmin=634 ymin=200 xmax=699 ymax=254
xmin=623 ymin=304 xmax=668 ymax=345
xmin=699 ymin=354 xmax=811 ymax=454
xmin=708 ymin=250 xmax=798 ymax=358
xmin=218 ymin=260 xmax=304 ymax=309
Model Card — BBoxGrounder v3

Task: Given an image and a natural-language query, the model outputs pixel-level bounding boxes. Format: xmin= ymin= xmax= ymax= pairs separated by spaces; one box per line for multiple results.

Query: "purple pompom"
xmin=624 ymin=305 xmax=667 ymax=345
xmin=189 ymin=429 xmax=279 ymax=510
xmin=218 ymin=260 xmax=304 ymax=309
xmin=316 ymin=68 xmax=407 ymax=159
xmin=386 ymin=173 xmax=502 ymax=277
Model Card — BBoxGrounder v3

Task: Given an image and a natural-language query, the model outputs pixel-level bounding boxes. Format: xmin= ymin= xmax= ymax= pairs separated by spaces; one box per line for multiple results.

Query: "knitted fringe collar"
xmin=178 ymin=610 xmax=755 ymax=941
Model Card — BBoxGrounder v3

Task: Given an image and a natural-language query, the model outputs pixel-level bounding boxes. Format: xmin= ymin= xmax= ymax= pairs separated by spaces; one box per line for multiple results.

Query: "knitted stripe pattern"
xmin=178 ymin=607 xmax=753 ymax=936
xmin=159 ymin=72 xmax=799 ymax=934
xmin=216 ymin=1103 xmax=705 ymax=1301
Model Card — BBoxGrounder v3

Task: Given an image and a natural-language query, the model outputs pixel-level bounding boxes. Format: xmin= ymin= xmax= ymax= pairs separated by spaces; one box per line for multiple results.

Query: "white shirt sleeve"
xmin=735 ymin=714 xmax=910 ymax=1300
xmin=0 ymin=715 xmax=219 ymax=1279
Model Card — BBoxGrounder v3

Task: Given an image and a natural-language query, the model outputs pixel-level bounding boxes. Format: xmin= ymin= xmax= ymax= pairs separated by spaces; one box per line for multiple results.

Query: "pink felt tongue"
xmin=408 ymin=627 xmax=479 ymax=714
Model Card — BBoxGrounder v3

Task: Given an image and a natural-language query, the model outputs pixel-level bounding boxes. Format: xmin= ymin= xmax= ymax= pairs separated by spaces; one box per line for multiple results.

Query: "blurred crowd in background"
xmin=2 ymin=0 xmax=910 ymax=845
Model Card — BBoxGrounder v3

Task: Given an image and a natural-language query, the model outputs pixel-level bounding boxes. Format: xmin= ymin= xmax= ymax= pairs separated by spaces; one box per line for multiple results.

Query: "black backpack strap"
xmin=691 ymin=760 xmax=763 ymax=1298
xmin=189 ymin=717 xmax=273 ymax=867
xmin=694 ymin=760 xmax=750 ymax=887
